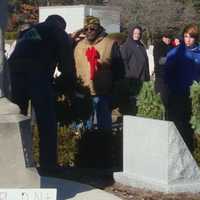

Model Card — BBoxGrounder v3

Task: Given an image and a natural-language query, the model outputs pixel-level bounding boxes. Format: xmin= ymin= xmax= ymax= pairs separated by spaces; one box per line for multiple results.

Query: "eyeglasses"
xmin=84 ymin=27 xmax=98 ymax=32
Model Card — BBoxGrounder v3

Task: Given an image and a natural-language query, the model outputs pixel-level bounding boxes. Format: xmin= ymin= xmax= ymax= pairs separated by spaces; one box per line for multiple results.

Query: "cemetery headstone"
xmin=114 ymin=115 xmax=200 ymax=193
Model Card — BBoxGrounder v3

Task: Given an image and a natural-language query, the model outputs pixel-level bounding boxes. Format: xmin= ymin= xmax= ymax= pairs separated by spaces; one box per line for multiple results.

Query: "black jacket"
xmin=153 ymin=40 xmax=172 ymax=79
xmin=8 ymin=21 xmax=76 ymax=85
xmin=120 ymin=35 xmax=149 ymax=81
xmin=110 ymin=42 xmax=125 ymax=82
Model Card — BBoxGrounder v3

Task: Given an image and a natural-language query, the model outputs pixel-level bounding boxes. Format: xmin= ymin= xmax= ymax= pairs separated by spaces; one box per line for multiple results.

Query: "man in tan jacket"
xmin=74 ymin=16 xmax=124 ymax=132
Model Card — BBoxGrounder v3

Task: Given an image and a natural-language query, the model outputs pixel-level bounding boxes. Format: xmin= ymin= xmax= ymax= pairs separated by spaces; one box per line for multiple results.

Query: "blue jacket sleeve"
xmin=164 ymin=46 xmax=179 ymax=86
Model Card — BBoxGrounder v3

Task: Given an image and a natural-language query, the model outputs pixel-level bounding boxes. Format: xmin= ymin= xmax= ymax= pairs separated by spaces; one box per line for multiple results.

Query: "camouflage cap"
xmin=84 ymin=16 xmax=100 ymax=28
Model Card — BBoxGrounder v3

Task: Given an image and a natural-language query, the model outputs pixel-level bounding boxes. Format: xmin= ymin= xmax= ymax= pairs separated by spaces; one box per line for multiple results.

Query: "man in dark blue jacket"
xmin=8 ymin=15 xmax=76 ymax=169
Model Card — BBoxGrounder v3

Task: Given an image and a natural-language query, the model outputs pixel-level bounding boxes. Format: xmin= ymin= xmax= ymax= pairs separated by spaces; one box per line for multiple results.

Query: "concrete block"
xmin=0 ymin=98 xmax=123 ymax=200
xmin=0 ymin=97 xmax=20 ymax=114
xmin=39 ymin=5 xmax=120 ymax=33
xmin=0 ymin=113 xmax=40 ymax=188
xmin=114 ymin=115 xmax=200 ymax=193
xmin=41 ymin=178 xmax=121 ymax=200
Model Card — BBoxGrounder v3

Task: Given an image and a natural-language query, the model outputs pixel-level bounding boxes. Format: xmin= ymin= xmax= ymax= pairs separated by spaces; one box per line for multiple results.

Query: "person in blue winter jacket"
xmin=164 ymin=24 xmax=200 ymax=152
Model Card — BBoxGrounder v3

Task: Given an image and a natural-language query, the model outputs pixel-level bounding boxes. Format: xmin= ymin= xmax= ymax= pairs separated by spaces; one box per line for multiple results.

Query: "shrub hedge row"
xmin=5 ymin=32 xmax=17 ymax=40
xmin=33 ymin=80 xmax=200 ymax=167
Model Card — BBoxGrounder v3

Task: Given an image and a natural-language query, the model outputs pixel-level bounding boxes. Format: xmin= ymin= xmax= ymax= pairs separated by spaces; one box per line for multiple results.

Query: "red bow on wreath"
xmin=86 ymin=47 xmax=100 ymax=80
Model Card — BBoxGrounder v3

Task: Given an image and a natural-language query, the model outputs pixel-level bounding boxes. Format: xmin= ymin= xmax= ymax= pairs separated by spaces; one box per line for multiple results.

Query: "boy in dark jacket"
xmin=8 ymin=15 xmax=76 ymax=169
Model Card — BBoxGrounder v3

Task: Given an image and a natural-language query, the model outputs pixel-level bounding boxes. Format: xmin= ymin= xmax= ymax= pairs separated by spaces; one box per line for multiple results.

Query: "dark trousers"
xmin=117 ymin=78 xmax=142 ymax=115
xmin=166 ymin=93 xmax=194 ymax=153
xmin=10 ymin=68 xmax=57 ymax=168
xmin=155 ymin=79 xmax=169 ymax=106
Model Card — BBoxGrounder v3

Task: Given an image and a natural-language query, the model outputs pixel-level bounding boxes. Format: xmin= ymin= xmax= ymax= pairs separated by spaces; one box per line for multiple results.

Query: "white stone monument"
xmin=114 ymin=115 xmax=200 ymax=193
xmin=39 ymin=5 xmax=120 ymax=33
xmin=0 ymin=98 xmax=40 ymax=187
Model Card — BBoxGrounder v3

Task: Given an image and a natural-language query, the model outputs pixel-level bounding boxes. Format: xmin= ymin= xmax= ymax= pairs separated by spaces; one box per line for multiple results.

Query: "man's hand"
xmin=53 ymin=67 xmax=62 ymax=78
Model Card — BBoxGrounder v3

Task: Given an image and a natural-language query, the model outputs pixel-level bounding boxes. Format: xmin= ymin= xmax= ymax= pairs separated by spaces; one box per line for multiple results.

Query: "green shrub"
xmin=57 ymin=125 xmax=80 ymax=167
xmin=32 ymin=124 xmax=80 ymax=167
xmin=190 ymin=81 xmax=200 ymax=135
xmin=32 ymin=80 xmax=200 ymax=167
xmin=136 ymin=81 xmax=165 ymax=120
xmin=193 ymin=134 xmax=200 ymax=166
xmin=190 ymin=81 xmax=200 ymax=166
xmin=5 ymin=32 xmax=17 ymax=40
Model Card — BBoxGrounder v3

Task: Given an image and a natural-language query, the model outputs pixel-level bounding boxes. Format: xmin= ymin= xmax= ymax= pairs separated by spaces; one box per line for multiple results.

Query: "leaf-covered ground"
xmin=67 ymin=173 xmax=200 ymax=200
xmin=105 ymin=183 xmax=200 ymax=200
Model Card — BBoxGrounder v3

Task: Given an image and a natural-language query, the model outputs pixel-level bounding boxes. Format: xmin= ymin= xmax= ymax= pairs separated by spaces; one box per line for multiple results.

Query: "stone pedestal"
xmin=0 ymin=97 xmax=20 ymax=114
xmin=114 ymin=115 xmax=200 ymax=193
xmin=0 ymin=98 xmax=40 ymax=187
xmin=0 ymin=98 xmax=122 ymax=199
xmin=39 ymin=5 xmax=120 ymax=33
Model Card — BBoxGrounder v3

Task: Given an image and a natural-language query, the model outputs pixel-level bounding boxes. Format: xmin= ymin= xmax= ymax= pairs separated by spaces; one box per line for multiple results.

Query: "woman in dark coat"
xmin=120 ymin=26 xmax=150 ymax=81
xmin=120 ymin=26 xmax=150 ymax=114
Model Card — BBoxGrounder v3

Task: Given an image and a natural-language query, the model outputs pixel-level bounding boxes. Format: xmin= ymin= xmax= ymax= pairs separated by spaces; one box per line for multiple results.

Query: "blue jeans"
xmin=85 ymin=96 xmax=112 ymax=131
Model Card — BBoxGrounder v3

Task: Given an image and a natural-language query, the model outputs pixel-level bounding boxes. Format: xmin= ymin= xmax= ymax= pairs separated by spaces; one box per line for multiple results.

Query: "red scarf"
xmin=85 ymin=47 xmax=100 ymax=80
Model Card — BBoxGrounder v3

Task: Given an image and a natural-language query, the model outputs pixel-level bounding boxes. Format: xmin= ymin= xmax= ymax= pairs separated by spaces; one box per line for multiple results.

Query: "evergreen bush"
xmin=190 ymin=81 xmax=200 ymax=166
xmin=5 ymin=32 xmax=17 ymax=40
xmin=190 ymin=81 xmax=200 ymax=135
xmin=32 ymin=80 xmax=200 ymax=167
xmin=193 ymin=134 xmax=200 ymax=167
xmin=136 ymin=81 xmax=165 ymax=120
xmin=32 ymin=124 xmax=80 ymax=167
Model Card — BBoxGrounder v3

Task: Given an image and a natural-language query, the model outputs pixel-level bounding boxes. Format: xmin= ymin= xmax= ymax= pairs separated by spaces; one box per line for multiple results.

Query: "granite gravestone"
xmin=114 ymin=115 xmax=200 ymax=193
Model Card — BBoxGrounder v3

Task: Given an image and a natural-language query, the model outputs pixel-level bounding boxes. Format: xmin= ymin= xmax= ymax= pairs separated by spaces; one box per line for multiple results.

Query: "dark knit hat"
xmin=45 ymin=15 xmax=66 ymax=30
